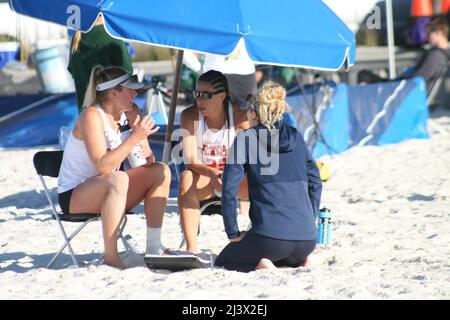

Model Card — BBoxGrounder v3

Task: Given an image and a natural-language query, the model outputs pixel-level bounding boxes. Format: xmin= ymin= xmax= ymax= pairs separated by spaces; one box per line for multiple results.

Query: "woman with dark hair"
xmin=178 ymin=70 xmax=249 ymax=253
xmin=58 ymin=65 xmax=171 ymax=269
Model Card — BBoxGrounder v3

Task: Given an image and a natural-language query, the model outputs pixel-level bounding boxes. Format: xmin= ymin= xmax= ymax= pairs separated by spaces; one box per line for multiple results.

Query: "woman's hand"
xmin=131 ymin=115 xmax=160 ymax=141
xmin=140 ymin=144 xmax=155 ymax=166
xmin=139 ymin=143 xmax=152 ymax=159
xmin=209 ymin=170 xmax=223 ymax=194
xmin=229 ymin=231 xmax=247 ymax=243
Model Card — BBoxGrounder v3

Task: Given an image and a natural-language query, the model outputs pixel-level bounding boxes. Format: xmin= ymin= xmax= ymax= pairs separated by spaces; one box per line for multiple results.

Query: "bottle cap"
xmin=319 ymin=209 xmax=331 ymax=219
xmin=119 ymin=119 xmax=131 ymax=133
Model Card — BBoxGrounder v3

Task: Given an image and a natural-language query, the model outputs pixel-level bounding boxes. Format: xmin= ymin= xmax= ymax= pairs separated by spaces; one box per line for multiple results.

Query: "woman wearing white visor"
xmin=58 ymin=65 xmax=171 ymax=269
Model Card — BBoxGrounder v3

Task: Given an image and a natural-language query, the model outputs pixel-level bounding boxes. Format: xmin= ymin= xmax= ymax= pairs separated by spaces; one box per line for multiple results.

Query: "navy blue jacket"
xmin=221 ymin=122 xmax=322 ymax=241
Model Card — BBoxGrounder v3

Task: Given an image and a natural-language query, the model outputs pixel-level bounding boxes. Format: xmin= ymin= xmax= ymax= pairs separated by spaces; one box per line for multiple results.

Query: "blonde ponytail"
xmin=82 ymin=65 xmax=103 ymax=108
xmin=71 ymin=32 xmax=82 ymax=53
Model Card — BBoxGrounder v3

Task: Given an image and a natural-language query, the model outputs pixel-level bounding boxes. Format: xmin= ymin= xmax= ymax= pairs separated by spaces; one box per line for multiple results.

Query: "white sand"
xmin=0 ymin=110 xmax=449 ymax=299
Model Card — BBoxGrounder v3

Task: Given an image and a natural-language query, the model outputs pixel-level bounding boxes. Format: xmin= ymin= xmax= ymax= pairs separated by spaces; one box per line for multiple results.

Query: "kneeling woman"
xmin=215 ymin=81 xmax=322 ymax=272
xmin=58 ymin=66 xmax=171 ymax=269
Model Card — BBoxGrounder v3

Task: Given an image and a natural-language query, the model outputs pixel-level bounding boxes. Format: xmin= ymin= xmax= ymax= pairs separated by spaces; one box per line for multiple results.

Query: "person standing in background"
xmin=68 ymin=15 xmax=133 ymax=113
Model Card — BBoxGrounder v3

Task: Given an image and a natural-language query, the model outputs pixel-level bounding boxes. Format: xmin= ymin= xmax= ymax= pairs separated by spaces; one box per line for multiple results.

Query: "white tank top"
xmin=58 ymin=106 xmax=127 ymax=193
xmin=196 ymin=103 xmax=236 ymax=171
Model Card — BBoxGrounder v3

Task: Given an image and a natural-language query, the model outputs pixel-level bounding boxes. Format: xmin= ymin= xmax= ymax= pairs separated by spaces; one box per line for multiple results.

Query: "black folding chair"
xmin=33 ymin=150 xmax=133 ymax=268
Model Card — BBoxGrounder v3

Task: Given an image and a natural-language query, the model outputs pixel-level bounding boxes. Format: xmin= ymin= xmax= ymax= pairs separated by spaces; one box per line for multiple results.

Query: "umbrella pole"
xmin=162 ymin=50 xmax=184 ymax=164
xmin=386 ymin=0 xmax=396 ymax=79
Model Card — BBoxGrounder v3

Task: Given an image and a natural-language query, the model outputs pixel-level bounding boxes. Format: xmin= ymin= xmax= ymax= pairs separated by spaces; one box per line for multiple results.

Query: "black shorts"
xmin=58 ymin=188 xmax=74 ymax=215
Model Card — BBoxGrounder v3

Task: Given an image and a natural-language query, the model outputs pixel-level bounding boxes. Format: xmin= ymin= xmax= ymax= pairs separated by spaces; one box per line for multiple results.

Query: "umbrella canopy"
xmin=9 ymin=0 xmax=355 ymax=70
xmin=9 ymin=0 xmax=356 ymax=162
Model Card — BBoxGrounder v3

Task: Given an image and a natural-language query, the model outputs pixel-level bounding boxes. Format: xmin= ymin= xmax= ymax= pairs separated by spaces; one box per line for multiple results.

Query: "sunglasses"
xmin=193 ymin=90 xmax=224 ymax=100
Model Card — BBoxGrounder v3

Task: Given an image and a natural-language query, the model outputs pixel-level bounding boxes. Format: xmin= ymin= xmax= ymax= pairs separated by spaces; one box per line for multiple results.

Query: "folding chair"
xmin=33 ymin=150 xmax=133 ymax=268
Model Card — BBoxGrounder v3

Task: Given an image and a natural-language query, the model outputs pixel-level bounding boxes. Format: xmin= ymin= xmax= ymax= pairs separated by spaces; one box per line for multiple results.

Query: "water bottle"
xmin=119 ymin=123 xmax=147 ymax=168
xmin=58 ymin=126 xmax=70 ymax=150
xmin=317 ymin=207 xmax=331 ymax=245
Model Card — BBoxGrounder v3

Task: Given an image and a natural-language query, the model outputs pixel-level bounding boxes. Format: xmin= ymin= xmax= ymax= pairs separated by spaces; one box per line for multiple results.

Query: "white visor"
xmin=96 ymin=74 xmax=145 ymax=92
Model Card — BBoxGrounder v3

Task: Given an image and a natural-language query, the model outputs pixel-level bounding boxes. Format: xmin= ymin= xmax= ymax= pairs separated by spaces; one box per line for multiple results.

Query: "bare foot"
xmin=104 ymin=256 xmax=126 ymax=270
xmin=186 ymin=246 xmax=200 ymax=254
xmin=299 ymin=253 xmax=322 ymax=268
xmin=256 ymin=258 xmax=277 ymax=270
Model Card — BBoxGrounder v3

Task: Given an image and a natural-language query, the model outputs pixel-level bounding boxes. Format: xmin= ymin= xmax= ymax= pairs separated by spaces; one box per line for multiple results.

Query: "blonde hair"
xmin=83 ymin=65 xmax=127 ymax=108
xmin=254 ymin=81 xmax=286 ymax=129
xmin=71 ymin=16 xmax=104 ymax=54
xmin=71 ymin=32 xmax=82 ymax=53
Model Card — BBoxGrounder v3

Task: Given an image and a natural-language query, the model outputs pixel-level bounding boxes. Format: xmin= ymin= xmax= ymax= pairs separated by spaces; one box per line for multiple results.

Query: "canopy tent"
xmin=9 ymin=0 xmax=356 ymax=162
xmin=286 ymin=76 xmax=429 ymax=159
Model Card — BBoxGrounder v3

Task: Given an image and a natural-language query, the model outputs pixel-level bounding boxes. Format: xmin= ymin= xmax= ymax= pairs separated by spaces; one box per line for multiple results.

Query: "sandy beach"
xmin=0 ymin=109 xmax=449 ymax=300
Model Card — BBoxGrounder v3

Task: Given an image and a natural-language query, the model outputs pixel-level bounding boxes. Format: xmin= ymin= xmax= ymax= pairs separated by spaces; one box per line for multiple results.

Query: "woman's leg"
xmin=256 ymin=258 xmax=276 ymax=270
xmin=237 ymin=177 xmax=249 ymax=215
xmin=273 ymin=239 xmax=316 ymax=268
xmin=125 ymin=162 xmax=171 ymax=227
xmin=69 ymin=171 xmax=129 ymax=269
xmin=237 ymin=176 xmax=249 ymax=200
xmin=215 ymin=234 xmax=291 ymax=272
xmin=125 ymin=162 xmax=171 ymax=254
xmin=178 ymin=169 xmax=216 ymax=253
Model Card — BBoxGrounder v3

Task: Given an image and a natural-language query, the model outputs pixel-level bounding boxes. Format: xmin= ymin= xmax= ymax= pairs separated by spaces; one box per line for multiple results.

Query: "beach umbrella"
xmin=9 ymin=0 xmax=356 ymax=162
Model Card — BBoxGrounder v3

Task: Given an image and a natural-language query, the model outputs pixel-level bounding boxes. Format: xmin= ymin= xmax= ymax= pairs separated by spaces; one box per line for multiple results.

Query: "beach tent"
xmin=8 ymin=0 xmax=356 ymax=162
xmin=286 ymin=76 xmax=430 ymax=159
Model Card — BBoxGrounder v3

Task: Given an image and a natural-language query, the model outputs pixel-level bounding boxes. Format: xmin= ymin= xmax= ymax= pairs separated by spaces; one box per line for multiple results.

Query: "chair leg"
xmin=47 ymin=241 xmax=79 ymax=268
xmin=47 ymin=217 xmax=100 ymax=269
xmin=117 ymin=216 xmax=136 ymax=253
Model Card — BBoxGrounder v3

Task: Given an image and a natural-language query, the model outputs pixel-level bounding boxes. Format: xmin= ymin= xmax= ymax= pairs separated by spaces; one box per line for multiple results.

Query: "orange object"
xmin=411 ymin=0 xmax=433 ymax=16
xmin=442 ymin=0 xmax=450 ymax=13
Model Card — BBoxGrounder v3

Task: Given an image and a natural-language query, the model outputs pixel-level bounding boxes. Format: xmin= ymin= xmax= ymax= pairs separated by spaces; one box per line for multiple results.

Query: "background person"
xmin=358 ymin=17 xmax=450 ymax=96
xmin=58 ymin=66 xmax=171 ymax=269
xmin=214 ymin=81 xmax=322 ymax=272
xmin=177 ymin=70 xmax=249 ymax=254
xmin=68 ymin=15 xmax=133 ymax=113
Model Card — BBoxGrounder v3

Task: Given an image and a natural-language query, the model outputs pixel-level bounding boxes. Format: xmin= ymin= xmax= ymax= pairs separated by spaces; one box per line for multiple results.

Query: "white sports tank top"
xmin=196 ymin=103 xmax=236 ymax=171
xmin=58 ymin=106 xmax=127 ymax=193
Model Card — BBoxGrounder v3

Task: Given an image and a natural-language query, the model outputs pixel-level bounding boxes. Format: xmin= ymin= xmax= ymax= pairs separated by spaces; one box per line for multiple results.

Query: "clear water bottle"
xmin=58 ymin=126 xmax=70 ymax=150
xmin=317 ymin=207 xmax=331 ymax=245
xmin=119 ymin=123 xmax=147 ymax=168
